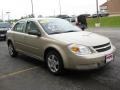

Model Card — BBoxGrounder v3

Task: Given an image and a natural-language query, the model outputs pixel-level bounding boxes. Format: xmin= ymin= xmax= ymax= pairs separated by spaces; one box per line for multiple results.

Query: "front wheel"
xmin=8 ymin=42 xmax=18 ymax=57
xmin=46 ymin=51 xmax=64 ymax=75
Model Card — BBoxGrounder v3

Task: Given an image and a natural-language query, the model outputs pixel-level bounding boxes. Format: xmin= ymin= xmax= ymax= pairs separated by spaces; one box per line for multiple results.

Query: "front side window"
xmin=26 ymin=21 xmax=39 ymax=34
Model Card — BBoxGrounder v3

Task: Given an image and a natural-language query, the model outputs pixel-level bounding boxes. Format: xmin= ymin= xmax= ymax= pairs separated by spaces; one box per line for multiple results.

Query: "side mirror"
xmin=28 ymin=30 xmax=41 ymax=37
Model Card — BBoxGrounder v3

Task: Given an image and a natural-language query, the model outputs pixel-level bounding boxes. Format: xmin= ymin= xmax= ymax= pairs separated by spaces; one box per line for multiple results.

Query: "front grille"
xmin=0 ymin=31 xmax=7 ymax=34
xmin=93 ymin=42 xmax=111 ymax=52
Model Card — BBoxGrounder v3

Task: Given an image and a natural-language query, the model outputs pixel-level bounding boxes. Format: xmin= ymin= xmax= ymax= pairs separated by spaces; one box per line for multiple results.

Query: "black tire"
xmin=4 ymin=36 xmax=6 ymax=41
xmin=45 ymin=50 xmax=64 ymax=75
xmin=8 ymin=42 xmax=18 ymax=57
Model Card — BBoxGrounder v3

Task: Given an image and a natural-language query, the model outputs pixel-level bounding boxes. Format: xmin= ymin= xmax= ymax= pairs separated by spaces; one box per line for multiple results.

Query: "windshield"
xmin=38 ymin=18 xmax=81 ymax=34
xmin=0 ymin=22 xmax=11 ymax=28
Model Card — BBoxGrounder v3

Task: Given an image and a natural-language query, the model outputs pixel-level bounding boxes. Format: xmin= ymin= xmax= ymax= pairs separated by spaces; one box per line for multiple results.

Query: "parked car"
xmin=92 ymin=13 xmax=109 ymax=18
xmin=7 ymin=18 xmax=116 ymax=75
xmin=56 ymin=15 xmax=76 ymax=23
xmin=65 ymin=17 xmax=76 ymax=22
xmin=0 ymin=22 xmax=11 ymax=40
xmin=79 ymin=14 xmax=91 ymax=18
xmin=56 ymin=15 xmax=70 ymax=19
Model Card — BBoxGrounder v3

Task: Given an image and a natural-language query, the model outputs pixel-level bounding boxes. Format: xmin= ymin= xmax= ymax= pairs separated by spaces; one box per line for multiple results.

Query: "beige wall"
xmin=107 ymin=0 xmax=120 ymax=15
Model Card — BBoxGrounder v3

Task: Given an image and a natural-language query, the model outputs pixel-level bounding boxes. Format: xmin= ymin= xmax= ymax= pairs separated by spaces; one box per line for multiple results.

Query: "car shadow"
xmin=15 ymin=53 xmax=112 ymax=80
xmin=0 ymin=39 xmax=6 ymax=41
xmin=16 ymin=54 xmax=47 ymax=69
xmin=63 ymin=67 xmax=109 ymax=78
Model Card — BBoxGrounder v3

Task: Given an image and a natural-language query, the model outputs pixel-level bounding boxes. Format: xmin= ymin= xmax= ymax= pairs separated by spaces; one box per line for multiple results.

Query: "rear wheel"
xmin=45 ymin=51 xmax=64 ymax=75
xmin=8 ymin=42 xmax=18 ymax=57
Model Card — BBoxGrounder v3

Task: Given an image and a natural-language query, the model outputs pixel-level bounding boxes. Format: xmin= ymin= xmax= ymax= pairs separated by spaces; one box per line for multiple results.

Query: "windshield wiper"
xmin=64 ymin=30 xmax=77 ymax=33
xmin=49 ymin=30 xmax=77 ymax=34
xmin=49 ymin=32 xmax=62 ymax=34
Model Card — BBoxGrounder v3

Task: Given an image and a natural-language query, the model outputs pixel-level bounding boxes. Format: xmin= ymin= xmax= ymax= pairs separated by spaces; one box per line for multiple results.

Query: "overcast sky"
xmin=0 ymin=0 xmax=106 ymax=20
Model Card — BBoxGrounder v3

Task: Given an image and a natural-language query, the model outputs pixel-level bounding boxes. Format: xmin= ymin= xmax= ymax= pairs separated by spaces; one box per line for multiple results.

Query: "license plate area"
xmin=106 ymin=53 xmax=113 ymax=63
xmin=0 ymin=34 xmax=5 ymax=37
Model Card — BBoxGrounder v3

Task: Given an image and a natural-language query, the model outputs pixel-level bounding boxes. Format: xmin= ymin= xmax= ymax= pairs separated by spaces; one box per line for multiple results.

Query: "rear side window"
xmin=13 ymin=22 xmax=26 ymax=32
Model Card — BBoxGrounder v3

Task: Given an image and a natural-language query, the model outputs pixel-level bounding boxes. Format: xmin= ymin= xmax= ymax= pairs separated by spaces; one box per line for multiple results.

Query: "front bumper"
xmin=0 ymin=34 xmax=6 ymax=38
xmin=64 ymin=46 xmax=116 ymax=70
xmin=0 ymin=31 xmax=7 ymax=39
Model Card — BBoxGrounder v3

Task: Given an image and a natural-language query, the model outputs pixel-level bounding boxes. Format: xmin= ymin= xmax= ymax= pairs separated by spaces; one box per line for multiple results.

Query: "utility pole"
xmin=54 ymin=9 xmax=55 ymax=16
xmin=31 ymin=0 xmax=34 ymax=17
xmin=95 ymin=0 xmax=100 ymax=27
xmin=2 ymin=10 xmax=3 ymax=21
xmin=96 ymin=0 xmax=99 ymax=23
xmin=59 ymin=0 xmax=61 ymax=15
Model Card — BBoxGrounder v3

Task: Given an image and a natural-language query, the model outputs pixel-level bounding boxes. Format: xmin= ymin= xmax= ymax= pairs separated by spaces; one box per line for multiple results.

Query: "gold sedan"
xmin=7 ymin=18 xmax=116 ymax=75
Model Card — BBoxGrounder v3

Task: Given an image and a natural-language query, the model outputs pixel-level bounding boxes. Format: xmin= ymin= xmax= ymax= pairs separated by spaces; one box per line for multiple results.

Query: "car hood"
xmin=0 ymin=28 xmax=8 ymax=31
xmin=48 ymin=31 xmax=110 ymax=46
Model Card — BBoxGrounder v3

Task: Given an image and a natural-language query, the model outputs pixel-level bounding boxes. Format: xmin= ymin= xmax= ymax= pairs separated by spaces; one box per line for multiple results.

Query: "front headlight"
xmin=68 ymin=44 xmax=92 ymax=55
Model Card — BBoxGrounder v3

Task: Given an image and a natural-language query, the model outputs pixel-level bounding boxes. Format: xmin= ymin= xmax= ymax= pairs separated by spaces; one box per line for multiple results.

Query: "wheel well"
xmin=44 ymin=47 xmax=62 ymax=61
xmin=7 ymin=39 xmax=12 ymax=45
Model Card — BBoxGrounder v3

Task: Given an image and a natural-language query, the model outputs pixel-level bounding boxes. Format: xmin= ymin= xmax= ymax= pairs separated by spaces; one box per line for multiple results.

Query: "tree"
xmin=0 ymin=19 xmax=3 ymax=22
xmin=38 ymin=15 xmax=43 ymax=18
xmin=21 ymin=14 xmax=35 ymax=19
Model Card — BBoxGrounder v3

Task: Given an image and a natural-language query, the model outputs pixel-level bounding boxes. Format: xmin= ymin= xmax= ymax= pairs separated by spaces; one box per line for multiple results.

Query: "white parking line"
xmin=0 ymin=66 xmax=38 ymax=79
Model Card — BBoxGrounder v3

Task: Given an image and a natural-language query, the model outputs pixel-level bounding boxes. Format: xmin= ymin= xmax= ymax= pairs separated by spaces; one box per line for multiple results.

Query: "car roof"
xmin=18 ymin=18 xmax=59 ymax=22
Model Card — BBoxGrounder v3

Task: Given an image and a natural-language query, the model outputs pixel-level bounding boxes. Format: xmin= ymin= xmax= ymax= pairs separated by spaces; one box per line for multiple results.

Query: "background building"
xmin=100 ymin=0 xmax=120 ymax=16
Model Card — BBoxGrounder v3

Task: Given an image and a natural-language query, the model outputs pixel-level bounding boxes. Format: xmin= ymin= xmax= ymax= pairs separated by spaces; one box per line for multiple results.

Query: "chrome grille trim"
xmin=93 ymin=42 xmax=111 ymax=52
xmin=0 ymin=31 xmax=7 ymax=34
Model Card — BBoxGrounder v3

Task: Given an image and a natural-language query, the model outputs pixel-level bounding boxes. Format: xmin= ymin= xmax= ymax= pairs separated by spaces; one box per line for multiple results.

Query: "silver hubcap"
xmin=47 ymin=55 xmax=59 ymax=73
xmin=8 ymin=44 xmax=14 ymax=55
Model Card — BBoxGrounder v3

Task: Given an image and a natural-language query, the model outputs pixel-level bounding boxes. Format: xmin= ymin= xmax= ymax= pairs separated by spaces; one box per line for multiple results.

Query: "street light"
xmin=58 ymin=0 xmax=61 ymax=15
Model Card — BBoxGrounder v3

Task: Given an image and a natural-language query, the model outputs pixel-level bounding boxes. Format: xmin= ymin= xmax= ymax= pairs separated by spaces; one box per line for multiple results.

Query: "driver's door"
xmin=24 ymin=21 xmax=41 ymax=57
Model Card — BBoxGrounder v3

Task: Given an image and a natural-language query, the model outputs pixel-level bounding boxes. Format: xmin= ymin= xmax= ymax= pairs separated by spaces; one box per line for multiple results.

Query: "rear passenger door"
xmin=13 ymin=21 xmax=26 ymax=52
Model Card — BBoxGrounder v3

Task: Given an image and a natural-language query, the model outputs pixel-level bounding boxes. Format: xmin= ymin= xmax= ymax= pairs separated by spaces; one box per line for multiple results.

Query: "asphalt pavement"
xmin=0 ymin=28 xmax=120 ymax=90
